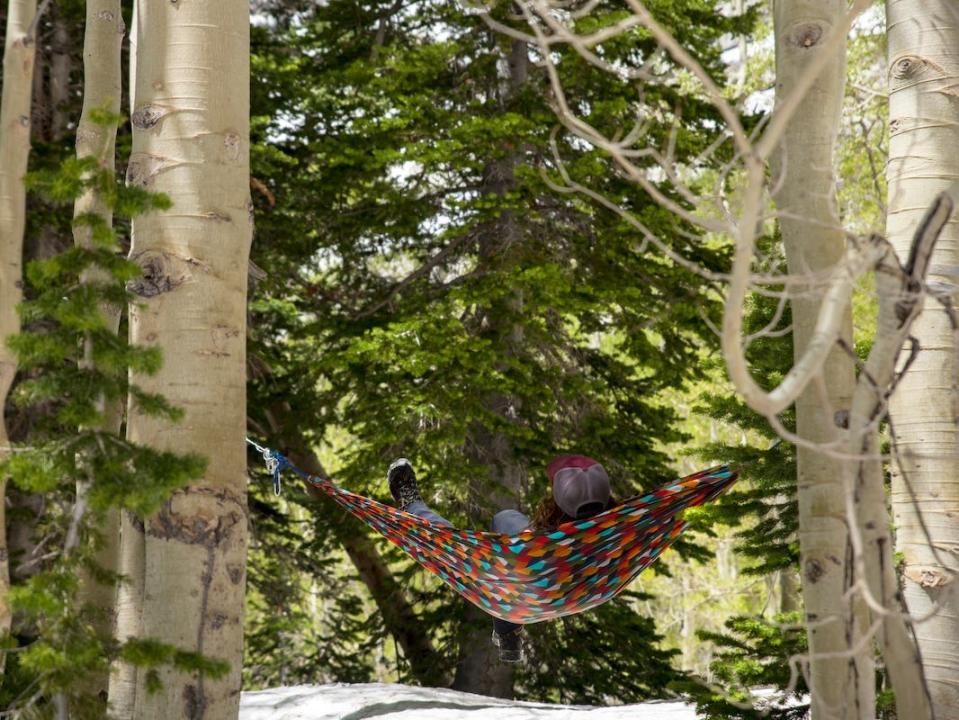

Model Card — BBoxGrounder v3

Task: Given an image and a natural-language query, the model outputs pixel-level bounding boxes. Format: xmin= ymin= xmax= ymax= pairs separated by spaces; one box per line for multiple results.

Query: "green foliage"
xmin=681 ymin=612 xmax=809 ymax=720
xmin=697 ymin=288 xmax=798 ymax=576
xmin=837 ymin=6 xmax=887 ymax=235
xmin=688 ymin=227 xmax=799 ymax=582
xmin=119 ymin=638 xmax=231 ymax=687
xmin=244 ymin=0 xmax=760 ymax=701
xmin=521 ymin=591 xmax=684 ymax=703
xmin=6 ymin=160 xmax=205 ymax=511
xmin=683 ymin=222 xmax=807 ymax=712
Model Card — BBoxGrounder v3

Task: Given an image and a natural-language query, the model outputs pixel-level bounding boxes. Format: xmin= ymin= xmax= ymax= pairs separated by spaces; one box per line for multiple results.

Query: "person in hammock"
xmin=387 ymin=454 xmax=615 ymax=664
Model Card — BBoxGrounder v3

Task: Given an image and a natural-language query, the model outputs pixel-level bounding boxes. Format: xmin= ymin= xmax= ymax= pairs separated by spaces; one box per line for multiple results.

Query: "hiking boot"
xmin=491 ymin=628 xmax=524 ymax=664
xmin=387 ymin=458 xmax=421 ymax=509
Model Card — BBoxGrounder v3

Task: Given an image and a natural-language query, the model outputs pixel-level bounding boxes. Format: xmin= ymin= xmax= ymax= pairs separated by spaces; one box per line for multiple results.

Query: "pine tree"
xmin=245 ymin=0 xmax=754 ymax=700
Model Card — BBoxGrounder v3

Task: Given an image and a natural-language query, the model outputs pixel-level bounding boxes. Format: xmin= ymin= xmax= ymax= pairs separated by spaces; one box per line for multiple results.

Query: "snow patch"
xmin=239 ymin=683 xmax=701 ymax=720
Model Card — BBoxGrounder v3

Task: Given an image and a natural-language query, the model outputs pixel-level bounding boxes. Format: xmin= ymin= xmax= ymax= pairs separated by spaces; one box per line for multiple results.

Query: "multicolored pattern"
xmin=307 ymin=465 xmax=737 ymax=624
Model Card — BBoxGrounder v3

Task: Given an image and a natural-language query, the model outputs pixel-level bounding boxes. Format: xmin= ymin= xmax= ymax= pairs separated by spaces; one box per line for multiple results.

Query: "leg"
xmin=489 ymin=509 xmax=530 ymax=662
xmin=387 ymin=458 xmax=453 ymax=527
xmin=493 ymin=616 xmax=522 ymax=636
xmin=490 ymin=509 xmax=529 ymax=536
xmin=403 ymin=498 xmax=453 ymax=528
xmin=489 ymin=509 xmax=529 ymax=634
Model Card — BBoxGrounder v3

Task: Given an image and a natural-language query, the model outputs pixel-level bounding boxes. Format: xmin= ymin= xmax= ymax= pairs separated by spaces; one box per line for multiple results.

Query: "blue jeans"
xmin=406 ymin=501 xmax=528 ymax=637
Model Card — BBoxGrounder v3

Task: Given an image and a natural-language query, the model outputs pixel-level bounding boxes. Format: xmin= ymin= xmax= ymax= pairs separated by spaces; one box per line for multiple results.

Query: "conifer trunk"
xmin=0 ymin=0 xmax=38 ymax=668
xmin=772 ymin=3 xmax=874 ymax=717
xmin=72 ymin=0 xmax=124 ymax=704
xmin=886 ymin=1 xmax=959 ymax=715
xmin=258 ymin=398 xmax=450 ymax=684
xmin=50 ymin=16 xmax=70 ymax=141
xmin=281 ymin=440 xmax=449 ymax=687
xmin=109 ymin=0 xmax=251 ymax=717
xmin=450 ymin=35 xmax=528 ymax=700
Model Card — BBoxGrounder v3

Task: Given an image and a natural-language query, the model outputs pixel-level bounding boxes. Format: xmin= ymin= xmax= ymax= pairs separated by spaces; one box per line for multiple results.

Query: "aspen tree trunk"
xmin=772 ymin=3 xmax=874 ymax=718
xmin=844 ymin=202 xmax=951 ymax=720
xmin=110 ymin=507 xmax=145 ymax=718
xmin=450 ymin=36 xmax=527 ymax=700
xmin=886 ymin=2 xmax=959 ymax=715
xmin=779 ymin=569 xmax=800 ymax=613
xmin=109 ymin=4 xmax=143 ymax=711
xmin=0 ymin=0 xmax=38 ymax=668
xmin=73 ymin=0 xmax=124 ymax=704
xmin=109 ymin=0 xmax=251 ymax=717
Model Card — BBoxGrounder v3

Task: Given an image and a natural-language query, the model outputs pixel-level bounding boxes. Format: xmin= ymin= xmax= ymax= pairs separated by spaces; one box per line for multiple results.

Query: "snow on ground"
xmin=239 ymin=683 xmax=702 ymax=720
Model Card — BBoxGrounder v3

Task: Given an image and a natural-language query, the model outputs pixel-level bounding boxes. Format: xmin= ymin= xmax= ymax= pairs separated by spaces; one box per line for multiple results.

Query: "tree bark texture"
xmin=109 ymin=0 xmax=252 ymax=717
xmin=772 ymin=2 xmax=874 ymax=717
xmin=0 ymin=0 xmax=38 ymax=670
xmin=49 ymin=16 xmax=71 ymax=141
xmin=886 ymin=2 xmax=959 ymax=716
xmin=109 ymin=4 xmax=144 ymax=712
xmin=847 ymin=199 xmax=953 ymax=720
xmin=109 ymin=510 xmax=145 ymax=718
xmin=72 ymin=0 xmax=125 ymax=705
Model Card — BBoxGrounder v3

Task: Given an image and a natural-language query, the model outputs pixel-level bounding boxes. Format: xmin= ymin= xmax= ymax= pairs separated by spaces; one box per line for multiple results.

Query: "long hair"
xmin=529 ymin=492 xmax=619 ymax=532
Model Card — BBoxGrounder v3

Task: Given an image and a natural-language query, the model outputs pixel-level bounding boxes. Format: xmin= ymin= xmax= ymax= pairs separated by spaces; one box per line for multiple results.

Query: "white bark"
xmin=109 ymin=511 xmax=146 ymax=720
xmin=109 ymin=4 xmax=143 ymax=712
xmin=886 ymin=2 xmax=959 ymax=716
xmin=772 ymin=4 xmax=874 ymax=718
xmin=109 ymin=0 xmax=252 ymax=717
xmin=73 ymin=0 xmax=124 ymax=705
xmin=109 ymin=511 xmax=145 ymax=719
xmin=846 ymin=198 xmax=954 ymax=720
xmin=0 ymin=0 xmax=38 ymax=668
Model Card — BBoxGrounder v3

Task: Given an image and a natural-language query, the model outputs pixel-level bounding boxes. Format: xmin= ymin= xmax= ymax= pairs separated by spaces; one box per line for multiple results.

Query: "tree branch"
xmin=24 ymin=0 xmax=54 ymax=45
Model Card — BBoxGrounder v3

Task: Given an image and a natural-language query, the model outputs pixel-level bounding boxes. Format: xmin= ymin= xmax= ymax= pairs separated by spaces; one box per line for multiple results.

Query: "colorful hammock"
xmin=257 ymin=447 xmax=736 ymax=624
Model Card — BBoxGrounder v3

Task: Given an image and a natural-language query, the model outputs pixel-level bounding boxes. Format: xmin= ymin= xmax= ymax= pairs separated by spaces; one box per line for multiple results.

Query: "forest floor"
xmin=238 ymin=683 xmax=703 ymax=719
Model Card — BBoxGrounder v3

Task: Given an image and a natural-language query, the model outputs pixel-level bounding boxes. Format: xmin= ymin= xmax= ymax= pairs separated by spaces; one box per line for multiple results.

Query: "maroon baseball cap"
xmin=547 ymin=455 xmax=611 ymax=519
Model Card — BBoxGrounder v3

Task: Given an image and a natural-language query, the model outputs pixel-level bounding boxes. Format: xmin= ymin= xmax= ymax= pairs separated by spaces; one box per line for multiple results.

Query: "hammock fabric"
xmin=291 ymin=462 xmax=737 ymax=624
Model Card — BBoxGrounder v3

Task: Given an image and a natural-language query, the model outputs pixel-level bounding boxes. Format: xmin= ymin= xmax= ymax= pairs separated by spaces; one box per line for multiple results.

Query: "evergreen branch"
xmin=352 ymin=231 xmax=476 ymax=320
